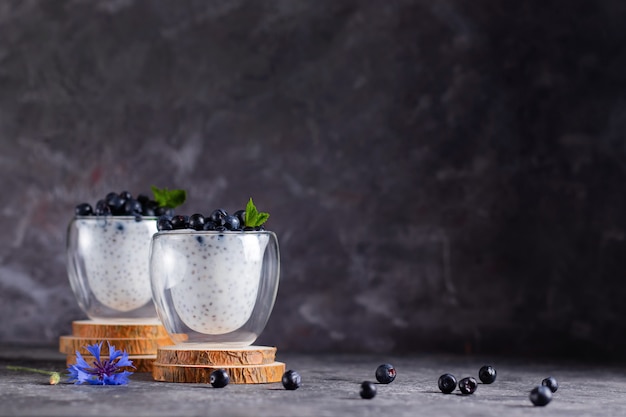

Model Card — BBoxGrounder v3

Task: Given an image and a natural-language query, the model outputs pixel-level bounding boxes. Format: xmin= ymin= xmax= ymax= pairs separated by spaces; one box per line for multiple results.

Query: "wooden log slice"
xmin=66 ymin=354 xmax=156 ymax=373
xmin=72 ymin=320 xmax=170 ymax=339
xmin=152 ymin=361 xmax=286 ymax=384
xmin=60 ymin=335 xmax=173 ymax=355
xmin=155 ymin=345 xmax=276 ymax=366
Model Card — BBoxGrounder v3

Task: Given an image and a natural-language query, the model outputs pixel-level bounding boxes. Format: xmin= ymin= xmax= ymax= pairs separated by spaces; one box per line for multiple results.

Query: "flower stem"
xmin=7 ymin=365 xmax=55 ymax=375
xmin=7 ymin=366 xmax=62 ymax=384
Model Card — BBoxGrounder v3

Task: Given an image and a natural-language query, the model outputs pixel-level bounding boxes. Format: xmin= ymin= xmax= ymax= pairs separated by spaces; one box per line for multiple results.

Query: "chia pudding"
xmin=156 ymin=231 xmax=269 ymax=334
xmin=67 ymin=216 xmax=158 ymax=318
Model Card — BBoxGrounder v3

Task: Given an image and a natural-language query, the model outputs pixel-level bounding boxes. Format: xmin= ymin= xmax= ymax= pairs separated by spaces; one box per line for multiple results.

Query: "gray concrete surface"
xmin=1 ymin=345 xmax=625 ymax=417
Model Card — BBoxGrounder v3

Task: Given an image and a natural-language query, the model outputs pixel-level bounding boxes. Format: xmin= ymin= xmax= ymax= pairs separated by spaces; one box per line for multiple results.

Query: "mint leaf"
xmin=245 ymin=197 xmax=270 ymax=227
xmin=245 ymin=198 xmax=259 ymax=226
xmin=255 ymin=212 xmax=269 ymax=225
xmin=151 ymin=186 xmax=187 ymax=209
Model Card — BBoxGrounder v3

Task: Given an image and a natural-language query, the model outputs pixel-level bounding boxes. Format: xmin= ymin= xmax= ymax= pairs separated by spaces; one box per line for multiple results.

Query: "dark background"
xmin=0 ymin=0 xmax=624 ymax=360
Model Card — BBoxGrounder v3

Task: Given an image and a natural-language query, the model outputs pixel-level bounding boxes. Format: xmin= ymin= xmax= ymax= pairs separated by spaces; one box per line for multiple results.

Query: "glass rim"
xmin=153 ymin=229 xmax=275 ymax=237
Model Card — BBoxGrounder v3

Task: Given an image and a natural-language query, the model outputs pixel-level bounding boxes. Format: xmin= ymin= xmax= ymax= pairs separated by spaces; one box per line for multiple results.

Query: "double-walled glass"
xmin=66 ymin=216 xmax=159 ymax=320
xmin=149 ymin=230 xmax=280 ymax=347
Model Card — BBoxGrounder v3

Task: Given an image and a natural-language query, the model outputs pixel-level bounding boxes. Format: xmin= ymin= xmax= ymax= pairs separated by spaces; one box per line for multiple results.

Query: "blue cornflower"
xmin=67 ymin=341 xmax=135 ymax=385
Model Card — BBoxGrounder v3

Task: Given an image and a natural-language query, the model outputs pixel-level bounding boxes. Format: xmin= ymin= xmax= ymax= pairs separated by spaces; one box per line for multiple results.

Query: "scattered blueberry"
xmin=541 ymin=376 xmax=558 ymax=393
xmin=438 ymin=373 xmax=457 ymax=394
xmin=281 ymin=370 xmax=302 ymax=390
xmin=478 ymin=365 xmax=497 ymax=384
xmin=458 ymin=377 xmax=478 ymax=395
xmin=529 ymin=385 xmax=552 ymax=406
xmin=210 ymin=369 xmax=230 ymax=388
xmin=359 ymin=381 xmax=377 ymax=399
xmin=375 ymin=364 xmax=396 ymax=384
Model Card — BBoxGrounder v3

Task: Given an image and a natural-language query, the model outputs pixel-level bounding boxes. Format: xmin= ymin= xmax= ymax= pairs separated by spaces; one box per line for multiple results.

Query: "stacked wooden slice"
xmin=60 ymin=320 xmax=174 ymax=372
xmin=152 ymin=345 xmax=285 ymax=384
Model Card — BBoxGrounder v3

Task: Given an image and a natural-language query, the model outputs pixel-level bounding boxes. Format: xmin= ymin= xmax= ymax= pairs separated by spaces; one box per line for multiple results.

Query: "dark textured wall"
xmin=1 ymin=0 xmax=625 ymax=359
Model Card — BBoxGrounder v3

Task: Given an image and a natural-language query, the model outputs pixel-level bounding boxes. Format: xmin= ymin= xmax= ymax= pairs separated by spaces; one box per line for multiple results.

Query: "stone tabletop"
xmin=1 ymin=345 xmax=625 ymax=417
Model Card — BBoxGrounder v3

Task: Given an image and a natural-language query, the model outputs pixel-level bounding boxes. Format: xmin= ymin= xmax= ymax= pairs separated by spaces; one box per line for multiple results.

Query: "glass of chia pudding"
xmin=67 ymin=216 xmax=160 ymax=321
xmin=149 ymin=229 xmax=280 ymax=347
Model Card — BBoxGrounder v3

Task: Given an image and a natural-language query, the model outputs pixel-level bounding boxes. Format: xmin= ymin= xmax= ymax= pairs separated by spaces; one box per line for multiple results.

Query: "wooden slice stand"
xmin=59 ymin=319 xmax=174 ymax=373
xmin=152 ymin=345 xmax=285 ymax=384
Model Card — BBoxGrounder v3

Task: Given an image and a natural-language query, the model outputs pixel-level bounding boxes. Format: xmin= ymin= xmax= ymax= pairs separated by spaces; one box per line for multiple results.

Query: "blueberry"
xmin=170 ymin=215 xmax=189 ymax=229
xmin=142 ymin=200 xmax=158 ymax=216
xmin=105 ymin=193 xmax=125 ymax=215
xmin=541 ymin=376 xmax=558 ymax=393
xmin=375 ymin=364 xmax=396 ymax=384
xmin=233 ymin=209 xmax=246 ymax=226
xmin=281 ymin=370 xmax=301 ymax=390
xmin=137 ymin=194 xmax=150 ymax=205
xmin=529 ymin=385 xmax=552 ymax=406
xmin=124 ymin=198 xmax=142 ymax=215
xmin=458 ymin=377 xmax=478 ymax=395
xmin=478 ymin=365 xmax=497 ymax=384
xmin=359 ymin=381 xmax=376 ymax=399
xmin=157 ymin=216 xmax=173 ymax=231
xmin=119 ymin=190 xmax=132 ymax=201
xmin=155 ymin=206 xmax=174 ymax=217
xmin=75 ymin=203 xmax=93 ymax=216
xmin=224 ymin=215 xmax=241 ymax=231
xmin=95 ymin=199 xmax=111 ymax=216
xmin=105 ymin=191 xmax=118 ymax=203
xmin=438 ymin=373 xmax=457 ymax=394
xmin=210 ymin=209 xmax=228 ymax=226
xmin=210 ymin=369 xmax=230 ymax=388
xmin=188 ymin=213 xmax=206 ymax=230
xmin=203 ymin=220 xmax=217 ymax=231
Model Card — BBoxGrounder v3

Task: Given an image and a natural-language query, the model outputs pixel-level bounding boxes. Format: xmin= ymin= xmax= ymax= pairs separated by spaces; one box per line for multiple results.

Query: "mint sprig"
xmin=245 ymin=198 xmax=269 ymax=227
xmin=151 ymin=186 xmax=187 ymax=209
